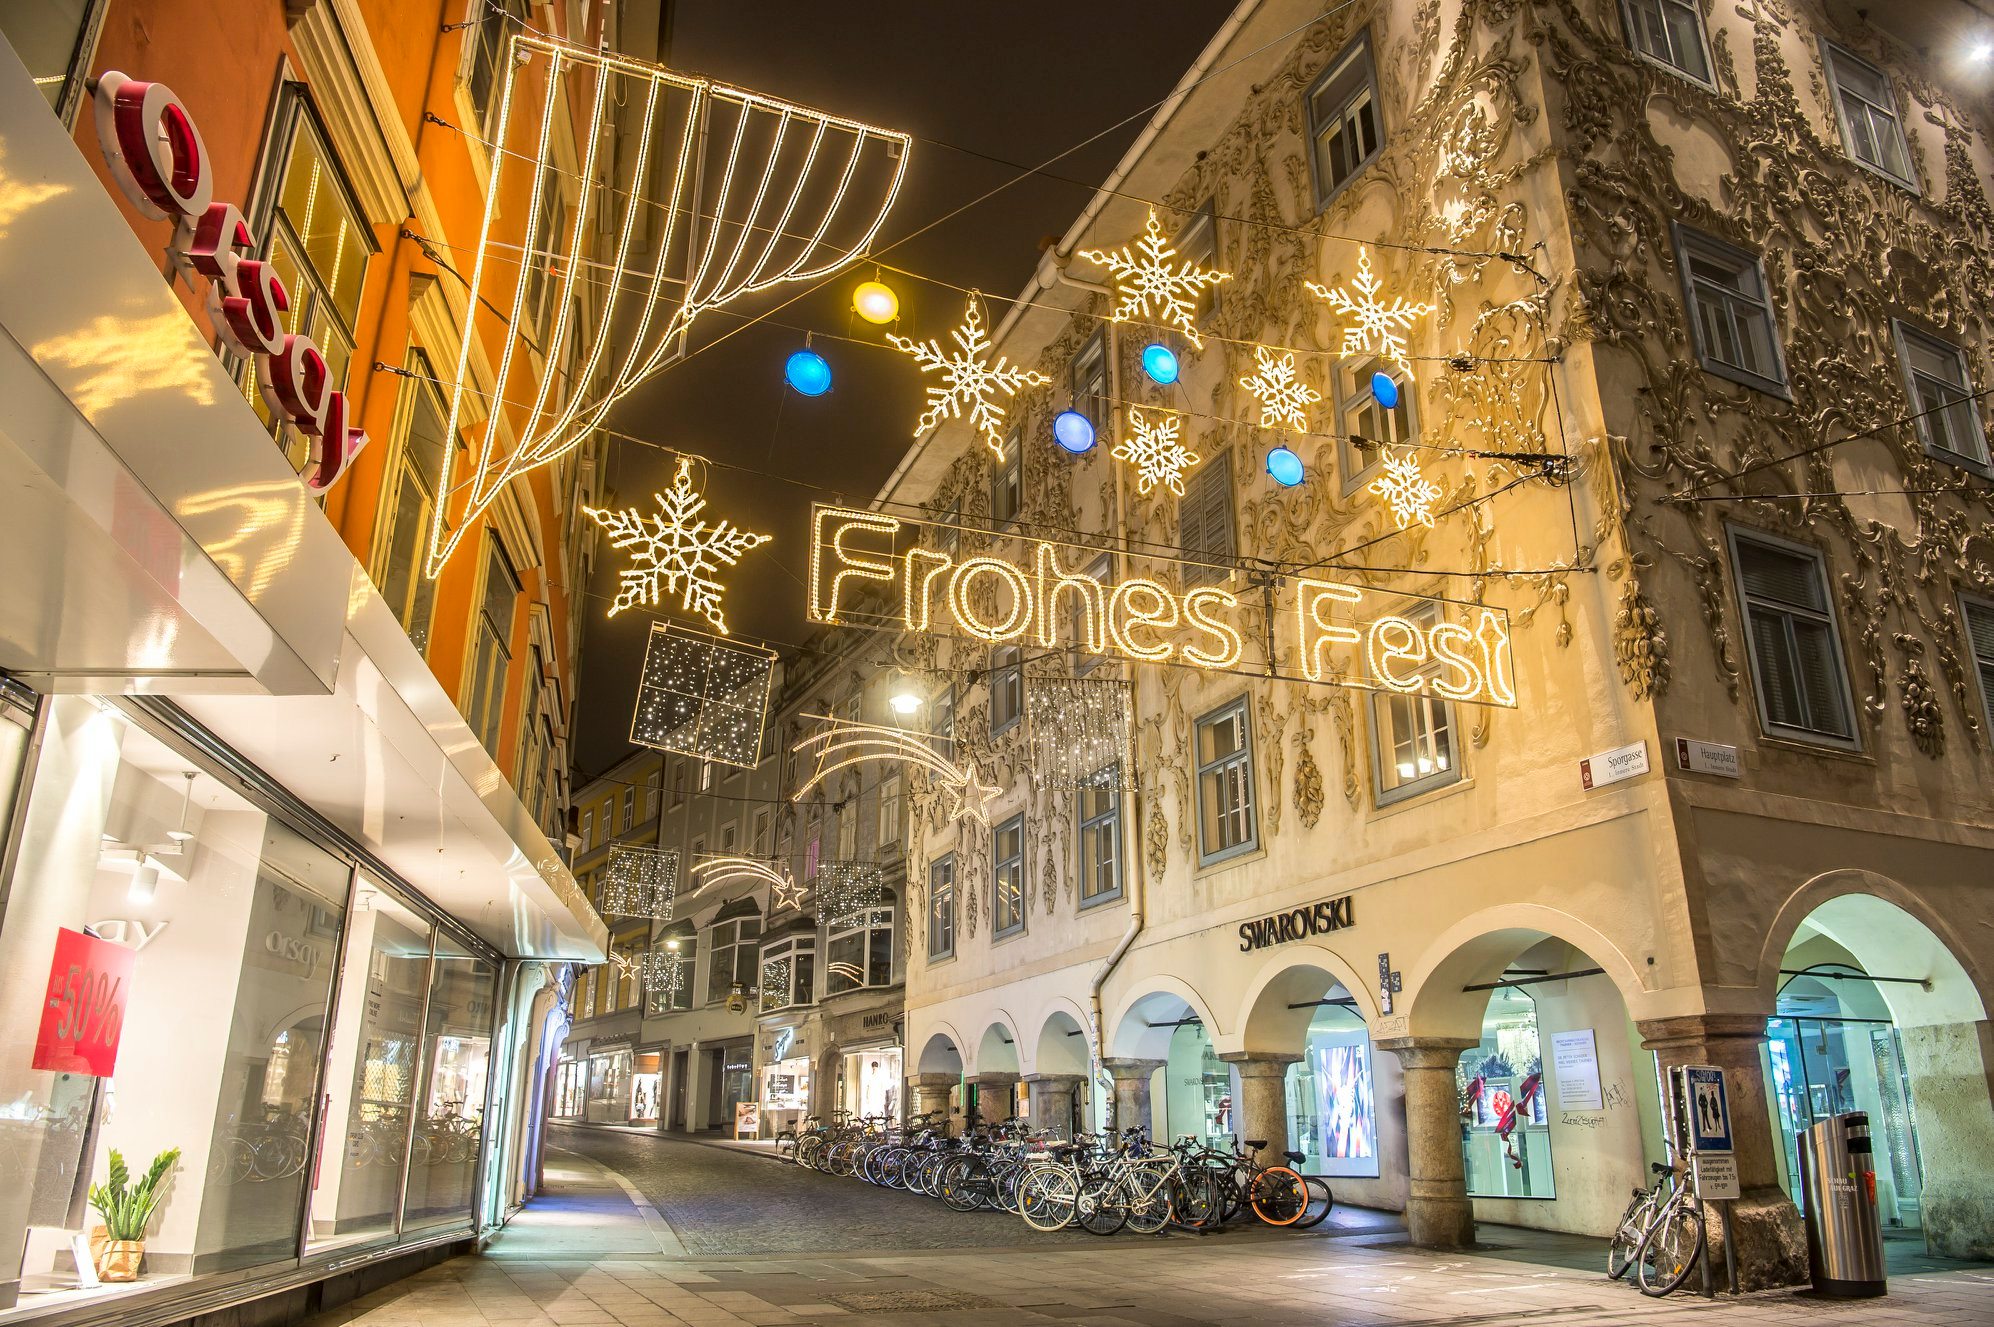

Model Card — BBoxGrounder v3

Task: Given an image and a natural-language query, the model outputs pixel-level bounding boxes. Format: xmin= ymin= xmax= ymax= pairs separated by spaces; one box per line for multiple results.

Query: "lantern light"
xmin=1141 ymin=342 xmax=1179 ymax=385
xmin=1053 ymin=409 xmax=1097 ymax=454
xmin=786 ymin=347 xmax=832 ymax=396
xmin=853 ymin=279 xmax=899 ymax=324
xmin=1266 ymin=445 xmax=1304 ymax=488
xmin=1371 ymin=370 xmax=1400 ymax=410
xmin=889 ymin=689 xmax=922 ymax=715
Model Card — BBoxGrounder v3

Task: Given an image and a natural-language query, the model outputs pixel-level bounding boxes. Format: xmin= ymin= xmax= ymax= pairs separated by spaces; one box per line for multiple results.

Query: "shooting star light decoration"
xmin=1080 ymin=208 xmax=1230 ymax=348
xmin=587 ymin=457 xmax=771 ymax=634
xmin=790 ymin=716 xmax=999 ymax=826
xmin=689 ymin=855 xmax=805 ymax=911
xmin=888 ymin=290 xmax=1048 ymax=459
xmin=427 ymin=36 xmax=910 ymax=575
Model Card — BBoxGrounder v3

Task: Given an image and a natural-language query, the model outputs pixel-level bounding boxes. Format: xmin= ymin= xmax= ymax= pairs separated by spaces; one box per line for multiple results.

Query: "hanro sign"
xmin=1238 ymin=894 xmax=1356 ymax=952
xmin=34 ymin=927 xmax=136 ymax=1077
xmin=91 ymin=73 xmax=368 ymax=491
xmin=808 ymin=506 xmax=1518 ymax=704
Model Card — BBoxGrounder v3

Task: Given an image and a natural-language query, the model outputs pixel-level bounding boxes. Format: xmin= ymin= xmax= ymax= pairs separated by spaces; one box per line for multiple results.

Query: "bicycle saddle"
xmin=1284 ymin=1150 xmax=1306 ymax=1166
xmin=1244 ymin=1138 xmax=1268 ymax=1150
xmin=1651 ymin=1161 xmax=1673 ymax=1175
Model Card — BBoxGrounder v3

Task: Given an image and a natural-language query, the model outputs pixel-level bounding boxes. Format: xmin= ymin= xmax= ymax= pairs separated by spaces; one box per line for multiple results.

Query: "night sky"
xmin=574 ymin=1 xmax=1237 ymax=775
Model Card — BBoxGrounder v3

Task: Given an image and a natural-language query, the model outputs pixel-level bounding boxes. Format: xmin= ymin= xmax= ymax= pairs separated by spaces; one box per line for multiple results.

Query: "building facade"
xmin=0 ymin=1 xmax=664 ymax=1322
xmin=858 ymin=0 xmax=1994 ymax=1292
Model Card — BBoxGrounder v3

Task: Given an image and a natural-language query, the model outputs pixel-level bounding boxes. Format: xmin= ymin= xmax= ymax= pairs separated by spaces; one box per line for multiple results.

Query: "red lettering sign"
xmin=92 ymin=71 xmax=368 ymax=491
xmin=33 ymin=928 xmax=136 ymax=1077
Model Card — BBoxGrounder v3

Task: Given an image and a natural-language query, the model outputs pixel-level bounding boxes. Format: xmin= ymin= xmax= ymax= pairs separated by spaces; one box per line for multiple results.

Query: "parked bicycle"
xmin=1606 ymin=1155 xmax=1704 ymax=1296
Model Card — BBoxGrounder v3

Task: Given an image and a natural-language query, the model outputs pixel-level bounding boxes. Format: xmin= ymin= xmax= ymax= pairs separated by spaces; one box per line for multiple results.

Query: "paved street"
xmin=302 ymin=1128 xmax=1994 ymax=1327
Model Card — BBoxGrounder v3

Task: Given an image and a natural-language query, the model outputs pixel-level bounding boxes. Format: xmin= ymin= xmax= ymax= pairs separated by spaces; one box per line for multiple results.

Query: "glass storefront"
xmin=554 ymin=1059 xmax=585 ymax=1118
xmin=1164 ymin=1021 xmax=1232 ymax=1143
xmin=1458 ymin=985 xmax=1553 ymax=1198
xmin=0 ymin=696 xmax=515 ymax=1318
xmin=630 ymin=1053 xmax=662 ymax=1125
xmin=1285 ymin=1003 xmax=1380 ymax=1177
xmin=839 ymin=1045 xmax=901 ymax=1120
xmin=586 ymin=1048 xmax=632 ymax=1124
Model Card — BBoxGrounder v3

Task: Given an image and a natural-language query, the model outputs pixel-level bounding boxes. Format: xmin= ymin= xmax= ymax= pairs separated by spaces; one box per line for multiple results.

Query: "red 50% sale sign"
xmin=33 ymin=928 xmax=136 ymax=1077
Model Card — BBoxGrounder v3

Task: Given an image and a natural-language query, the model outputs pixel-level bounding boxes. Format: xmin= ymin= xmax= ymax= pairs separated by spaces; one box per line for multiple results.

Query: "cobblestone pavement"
xmin=303 ymin=1128 xmax=1994 ymax=1327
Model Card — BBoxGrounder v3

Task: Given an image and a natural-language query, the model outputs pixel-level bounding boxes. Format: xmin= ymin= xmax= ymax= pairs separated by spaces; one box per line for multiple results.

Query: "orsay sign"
xmin=1239 ymin=894 xmax=1356 ymax=952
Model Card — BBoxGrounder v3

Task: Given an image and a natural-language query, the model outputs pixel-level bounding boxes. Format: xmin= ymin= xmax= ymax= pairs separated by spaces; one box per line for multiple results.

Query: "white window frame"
xmin=878 ymin=771 xmax=903 ymax=848
xmin=1194 ymin=698 xmax=1258 ymax=867
xmin=1334 ymin=355 xmax=1417 ymax=488
xmin=989 ymin=645 xmax=1023 ymax=735
xmin=1304 ymin=31 xmax=1384 ymax=211
xmin=1892 ymin=322 xmax=1990 ymax=473
xmin=825 ymin=905 xmax=895 ymax=995
xmin=705 ymin=915 xmax=762 ymax=1005
xmin=648 ymin=931 xmax=695 ymax=1014
xmin=1175 ymin=201 xmax=1222 ymax=320
xmin=992 ymin=814 xmax=1026 ymax=939
xmin=1070 ymin=328 xmax=1108 ymax=426
xmin=1820 ymin=40 xmax=1917 ymax=191
xmin=1077 ymin=770 xmax=1123 ymax=907
xmin=928 ymin=854 xmax=956 ymax=960
xmin=992 ymin=442 xmax=1022 ymax=526
xmin=1727 ymin=526 xmax=1860 ymax=748
xmin=1673 ymin=225 xmax=1790 ymax=398
xmin=759 ymin=933 xmax=816 ymax=1012
xmin=1618 ymin=0 xmax=1715 ymax=88
xmin=1369 ymin=605 xmax=1463 ymax=806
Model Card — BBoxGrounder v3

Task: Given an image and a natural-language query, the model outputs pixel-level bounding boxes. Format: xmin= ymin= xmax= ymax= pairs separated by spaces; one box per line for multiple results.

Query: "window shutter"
xmin=1739 ymin=540 xmax=1825 ymax=612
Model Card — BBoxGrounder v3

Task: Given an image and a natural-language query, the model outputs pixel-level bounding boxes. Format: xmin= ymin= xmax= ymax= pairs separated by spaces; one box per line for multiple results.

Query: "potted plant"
xmin=88 ymin=1148 xmax=180 ymax=1282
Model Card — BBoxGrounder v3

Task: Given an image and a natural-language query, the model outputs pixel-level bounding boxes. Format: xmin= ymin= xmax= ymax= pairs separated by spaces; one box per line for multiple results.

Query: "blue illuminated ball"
xmin=1266 ymin=445 xmax=1304 ymax=487
xmin=786 ymin=349 xmax=832 ymax=396
xmin=1053 ymin=410 xmax=1096 ymax=454
xmin=1141 ymin=343 xmax=1179 ymax=385
xmin=1371 ymin=370 xmax=1399 ymax=410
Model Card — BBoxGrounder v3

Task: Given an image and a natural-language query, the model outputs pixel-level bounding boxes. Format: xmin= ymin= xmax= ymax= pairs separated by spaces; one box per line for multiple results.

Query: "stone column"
xmin=683 ymin=1042 xmax=711 ymax=1132
xmin=1376 ymin=1037 xmax=1477 ymax=1250
xmin=1219 ymin=1052 xmax=1302 ymax=1153
xmin=1102 ymin=1057 xmax=1166 ymax=1137
xmin=969 ymin=1072 xmax=1019 ymax=1124
xmin=1896 ymin=1020 xmax=1994 ymax=1260
xmin=1639 ymin=1013 xmax=1807 ymax=1290
xmin=907 ymin=1072 xmax=958 ymax=1134
xmin=1022 ymin=1073 xmax=1084 ymax=1137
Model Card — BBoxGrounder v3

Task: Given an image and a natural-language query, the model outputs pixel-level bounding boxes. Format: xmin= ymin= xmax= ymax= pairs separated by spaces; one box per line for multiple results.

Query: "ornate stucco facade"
xmin=867 ymin=0 xmax=1993 ymax=1288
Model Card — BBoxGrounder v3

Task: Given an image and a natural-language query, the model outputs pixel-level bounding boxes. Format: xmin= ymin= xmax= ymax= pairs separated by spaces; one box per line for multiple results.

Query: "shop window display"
xmin=1457 ymin=986 xmax=1553 ymax=1198
xmin=1164 ymin=1021 xmax=1232 ymax=1143
xmin=1283 ymin=1003 xmax=1380 ymax=1178
xmin=840 ymin=1047 xmax=901 ymax=1120
xmin=554 ymin=1060 xmax=585 ymax=1119
xmin=400 ymin=934 xmax=496 ymax=1232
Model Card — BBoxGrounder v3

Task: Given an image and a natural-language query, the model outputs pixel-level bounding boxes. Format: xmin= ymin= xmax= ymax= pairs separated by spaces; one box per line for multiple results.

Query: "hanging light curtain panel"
xmin=1027 ymin=675 xmax=1135 ymax=792
xmin=640 ymin=950 xmax=692 ymax=999
xmin=601 ymin=843 xmax=683 ymax=920
xmin=815 ymin=860 xmax=886 ymax=926
xmin=630 ymin=621 xmax=777 ymax=769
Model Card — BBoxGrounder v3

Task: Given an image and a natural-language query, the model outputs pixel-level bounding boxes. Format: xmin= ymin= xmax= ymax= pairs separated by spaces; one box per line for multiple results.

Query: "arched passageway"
xmin=1106 ymin=986 xmax=1217 ymax=1138
xmin=1026 ymin=1008 xmax=1090 ymax=1137
xmin=971 ymin=1019 xmax=1023 ymax=1123
xmin=908 ymin=1031 xmax=964 ymax=1131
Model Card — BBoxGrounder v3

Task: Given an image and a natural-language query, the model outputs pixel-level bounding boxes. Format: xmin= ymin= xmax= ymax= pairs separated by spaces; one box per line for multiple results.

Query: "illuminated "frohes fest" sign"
xmin=92 ymin=73 xmax=367 ymax=492
xmin=807 ymin=506 xmax=1517 ymax=706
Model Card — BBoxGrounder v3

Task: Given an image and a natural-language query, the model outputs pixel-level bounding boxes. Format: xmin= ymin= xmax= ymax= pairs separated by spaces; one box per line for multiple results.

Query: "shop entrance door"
xmin=669 ymin=1049 xmax=688 ymax=1129
xmin=1767 ymin=1007 xmax=1923 ymax=1230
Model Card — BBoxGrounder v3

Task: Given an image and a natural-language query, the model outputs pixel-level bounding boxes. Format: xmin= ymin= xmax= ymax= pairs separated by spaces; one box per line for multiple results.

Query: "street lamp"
xmin=889 ymin=689 xmax=922 ymax=715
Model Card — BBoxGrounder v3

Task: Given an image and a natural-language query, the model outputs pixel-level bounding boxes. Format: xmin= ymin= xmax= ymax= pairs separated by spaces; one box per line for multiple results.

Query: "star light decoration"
xmin=887 ymin=291 xmax=1048 ymax=460
xmin=1305 ymin=247 xmax=1434 ymax=377
xmin=1369 ymin=450 xmax=1444 ymax=529
xmin=690 ymin=855 xmax=804 ymax=911
xmin=1111 ymin=406 xmax=1201 ymax=496
xmin=1080 ymin=209 xmax=1230 ymax=348
xmin=1237 ymin=346 xmax=1322 ymax=433
xmin=586 ymin=457 xmax=771 ymax=634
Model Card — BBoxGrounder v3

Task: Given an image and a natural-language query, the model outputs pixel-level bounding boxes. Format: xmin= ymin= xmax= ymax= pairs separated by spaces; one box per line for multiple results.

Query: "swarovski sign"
xmin=1239 ymin=895 xmax=1356 ymax=952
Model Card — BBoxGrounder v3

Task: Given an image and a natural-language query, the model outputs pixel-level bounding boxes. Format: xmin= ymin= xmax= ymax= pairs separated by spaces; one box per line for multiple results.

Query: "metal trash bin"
xmin=1798 ymin=1112 xmax=1886 ymax=1298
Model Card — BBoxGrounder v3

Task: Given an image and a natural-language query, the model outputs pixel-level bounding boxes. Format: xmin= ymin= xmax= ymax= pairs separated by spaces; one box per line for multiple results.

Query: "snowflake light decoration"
xmin=1369 ymin=449 xmax=1444 ymax=529
xmin=1238 ymin=346 xmax=1321 ymax=433
xmin=586 ymin=457 xmax=771 ymax=633
xmin=887 ymin=291 xmax=1048 ymax=459
xmin=1080 ymin=209 xmax=1230 ymax=348
xmin=1111 ymin=406 xmax=1201 ymax=496
xmin=1305 ymin=247 xmax=1434 ymax=377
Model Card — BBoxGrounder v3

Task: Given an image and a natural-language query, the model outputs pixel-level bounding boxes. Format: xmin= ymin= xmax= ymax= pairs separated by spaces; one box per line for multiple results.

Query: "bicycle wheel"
xmin=1292 ymin=1176 xmax=1334 ymax=1230
xmin=1607 ymin=1191 xmax=1657 ymax=1280
xmin=1018 ymin=1167 xmax=1079 ymax=1232
xmin=1248 ymin=1166 xmax=1309 ymax=1226
xmin=1123 ymin=1174 xmax=1172 ymax=1235
xmin=1637 ymin=1202 xmax=1704 ymax=1297
xmin=1174 ymin=1168 xmax=1224 ymax=1231
xmin=254 ymin=1134 xmax=306 ymax=1182
xmin=1076 ymin=1175 xmax=1129 ymax=1235
xmin=939 ymin=1155 xmax=985 ymax=1212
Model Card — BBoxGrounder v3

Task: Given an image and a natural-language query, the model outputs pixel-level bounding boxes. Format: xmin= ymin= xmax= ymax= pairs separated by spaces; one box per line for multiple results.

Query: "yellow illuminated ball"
xmin=852 ymin=279 xmax=899 ymax=324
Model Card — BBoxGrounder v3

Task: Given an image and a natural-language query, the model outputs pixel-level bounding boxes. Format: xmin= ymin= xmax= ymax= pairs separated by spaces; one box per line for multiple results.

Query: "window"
xmin=1894 ymin=324 xmax=1988 ymax=469
xmin=1730 ymin=529 xmax=1856 ymax=743
xmin=826 ymin=905 xmax=895 ymax=994
xmin=878 ymin=771 xmax=903 ymax=848
xmin=467 ymin=539 xmax=520 ymax=753
xmin=928 ymin=855 xmax=956 ymax=959
xmin=4 ymin=0 xmax=105 ymax=124
xmin=1078 ymin=772 xmax=1122 ymax=906
xmin=649 ymin=933 xmax=695 ymax=1013
xmin=1336 ymin=356 xmax=1416 ymax=483
xmin=1674 ymin=227 xmax=1787 ymax=396
xmin=1179 ymin=455 xmax=1235 ymax=587
xmin=621 ymin=789 xmax=635 ymax=831
xmin=939 ymin=499 xmax=963 ymax=559
xmin=932 ymin=684 xmax=957 ymax=757
xmin=721 ymin=821 xmax=738 ymax=853
xmin=672 ymin=761 xmax=686 ymax=803
xmin=465 ymin=0 xmax=527 ymax=127
xmin=1194 ymin=699 xmax=1258 ymax=865
xmin=1074 ymin=554 xmax=1113 ymax=675
xmin=753 ymin=808 xmax=772 ymax=855
xmin=1619 ymin=0 xmax=1712 ymax=85
xmin=1371 ymin=606 xmax=1461 ymax=804
xmin=516 ymin=646 xmax=550 ymax=822
xmin=835 ymin=806 xmax=857 ymax=861
xmin=1822 ymin=42 xmax=1914 ymax=187
xmin=990 ymin=645 xmax=1023 ymax=734
xmin=760 ymin=934 xmax=816 ymax=1011
xmin=804 ymin=814 xmax=822 ymax=880
xmin=706 ymin=915 xmax=763 ymax=1004
xmin=1962 ymin=597 xmax=1994 ymax=735
xmin=1071 ymin=329 xmax=1108 ymax=426
xmin=700 ymin=759 xmax=714 ymax=792
xmin=580 ymin=808 xmax=593 ymax=849
xmin=1305 ymin=32 xmax=1383 ymax=209
xmin=523 ymin=190 xmax=568 ymax=333
xmin=991 ymin=444 xmax=1022 ymax=526
xmin=243 ymin=95 xmax=373 ymax=475
xmin=645 ymin=776 xmax=661 ymax=821
xmin=1176 ymin=202 xmax=1222 ymax=319
xmin=992 ymin=815 xmax=1026 ymax=938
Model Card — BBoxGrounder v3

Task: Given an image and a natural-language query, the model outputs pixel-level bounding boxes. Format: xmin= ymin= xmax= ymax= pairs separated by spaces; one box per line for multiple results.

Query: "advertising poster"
xmin=1305 ymin=1030 xmax=1379 ymax=1176
xmin=1550 ymin=1028 xmax=1604 ymax=1112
